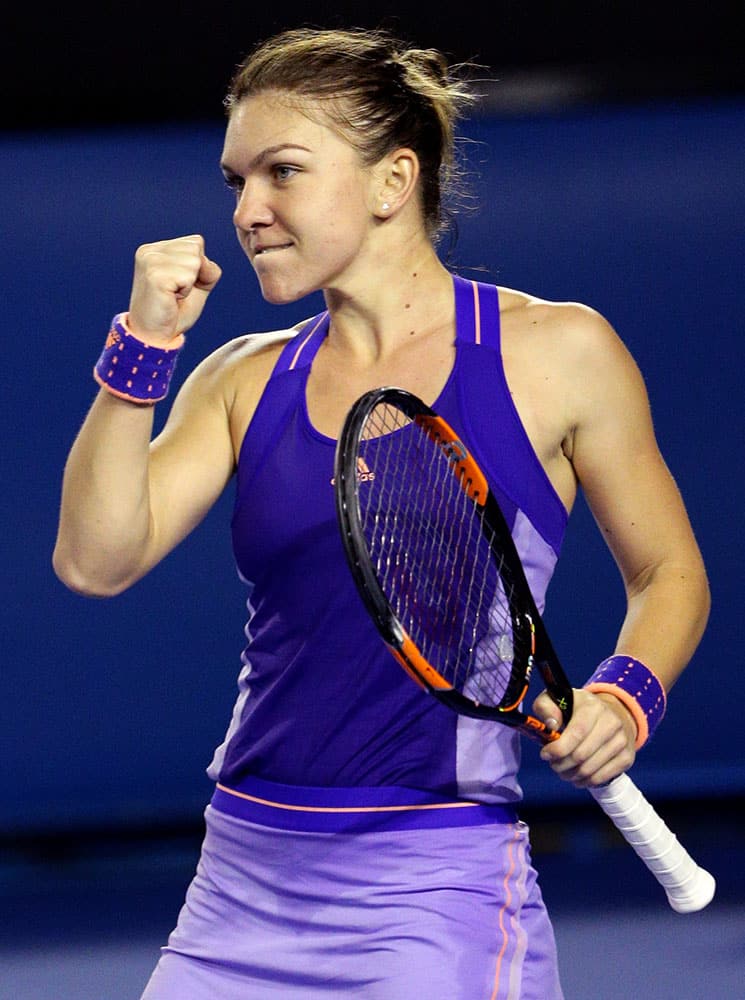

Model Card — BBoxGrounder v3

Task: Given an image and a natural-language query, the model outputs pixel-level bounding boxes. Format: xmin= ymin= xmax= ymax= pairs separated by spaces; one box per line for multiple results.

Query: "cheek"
xmin=318 ymin=184 xmax=371 ymax=246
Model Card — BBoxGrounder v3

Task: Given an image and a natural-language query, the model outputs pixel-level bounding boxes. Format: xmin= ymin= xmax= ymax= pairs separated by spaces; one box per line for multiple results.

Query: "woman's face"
xmin=221 ymin=92 xmax=381 ymax=304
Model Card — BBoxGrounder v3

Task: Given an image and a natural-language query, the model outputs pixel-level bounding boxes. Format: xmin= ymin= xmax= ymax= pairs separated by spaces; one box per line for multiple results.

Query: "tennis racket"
xmin=333 ymin=386 xmax=715 ymax=914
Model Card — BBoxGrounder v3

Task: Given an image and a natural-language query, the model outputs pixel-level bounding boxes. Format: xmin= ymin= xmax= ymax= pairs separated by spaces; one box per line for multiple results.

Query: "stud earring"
xmin=382 ymin=202 xmax=390 ymax=212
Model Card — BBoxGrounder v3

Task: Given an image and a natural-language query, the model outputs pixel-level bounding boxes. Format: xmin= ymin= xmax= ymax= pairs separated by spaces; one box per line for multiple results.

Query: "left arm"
xmin=535 ymin=306 xmax=710 ymax=786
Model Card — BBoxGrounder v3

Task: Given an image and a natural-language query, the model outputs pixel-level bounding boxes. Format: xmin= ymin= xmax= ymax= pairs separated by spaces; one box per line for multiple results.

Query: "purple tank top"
xmin=208 ymin=275 xmax=568 ymax=804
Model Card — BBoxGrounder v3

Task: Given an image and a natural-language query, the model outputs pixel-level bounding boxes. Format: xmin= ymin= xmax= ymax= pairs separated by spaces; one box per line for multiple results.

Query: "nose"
xmin=232 ymin=180 xmax=273 ymax=232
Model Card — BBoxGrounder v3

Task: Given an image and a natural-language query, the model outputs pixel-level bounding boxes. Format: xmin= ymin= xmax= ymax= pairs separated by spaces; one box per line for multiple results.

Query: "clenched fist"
xmin=127 ymin=235 xmax=222 ymax=344
xmin=533 ymin=686 xmax=637 ymax=788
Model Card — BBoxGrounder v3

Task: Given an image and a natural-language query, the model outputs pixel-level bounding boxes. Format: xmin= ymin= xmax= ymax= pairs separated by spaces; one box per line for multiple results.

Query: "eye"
xmin=222 ymin=173 xmax=244 ymax=196
xmin=273 ymin=164 xmax=299 ymax=182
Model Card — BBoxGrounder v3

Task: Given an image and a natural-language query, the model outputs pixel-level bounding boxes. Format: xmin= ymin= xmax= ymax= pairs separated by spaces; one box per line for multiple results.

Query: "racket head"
xmin=334 ymin=386 xmax=573 ymax=741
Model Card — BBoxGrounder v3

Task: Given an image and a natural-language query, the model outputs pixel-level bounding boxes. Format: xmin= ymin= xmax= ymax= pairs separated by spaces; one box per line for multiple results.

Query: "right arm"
xmin=52 ymin=352 xmax=236 ymax=596
xmin=53 ymin=235 xmax=233 ymax=596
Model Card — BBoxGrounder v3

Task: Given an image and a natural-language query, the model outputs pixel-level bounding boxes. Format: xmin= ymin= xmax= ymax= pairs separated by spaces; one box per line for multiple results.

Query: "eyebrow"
xmin=220 ymin=143 xmax=312 ymax=177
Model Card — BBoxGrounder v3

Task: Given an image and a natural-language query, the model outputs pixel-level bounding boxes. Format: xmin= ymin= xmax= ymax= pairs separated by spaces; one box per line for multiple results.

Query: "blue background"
xmin=2 ymin=97 xmax=743 ymax=833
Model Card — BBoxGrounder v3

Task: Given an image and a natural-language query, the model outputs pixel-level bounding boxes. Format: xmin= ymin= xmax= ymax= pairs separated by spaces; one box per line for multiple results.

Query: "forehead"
xmin=222 ymin=92 xmax=354 ymax=163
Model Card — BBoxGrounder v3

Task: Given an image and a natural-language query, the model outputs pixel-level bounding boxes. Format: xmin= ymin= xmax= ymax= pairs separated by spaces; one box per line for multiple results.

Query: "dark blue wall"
xmin=3 ymin=98 xmax=743 ymax=831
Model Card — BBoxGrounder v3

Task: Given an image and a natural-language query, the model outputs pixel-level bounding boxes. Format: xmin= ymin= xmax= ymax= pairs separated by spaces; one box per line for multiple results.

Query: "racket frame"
xmin=335 ymin=386 xmax=571 ymax=739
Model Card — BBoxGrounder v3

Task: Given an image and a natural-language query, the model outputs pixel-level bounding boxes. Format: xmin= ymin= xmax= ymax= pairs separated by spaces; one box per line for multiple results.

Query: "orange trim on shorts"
xmin=491 ymin=824 xmax=522 ymax=999
xmin=215 ymin=783 xmax=480 ymax=814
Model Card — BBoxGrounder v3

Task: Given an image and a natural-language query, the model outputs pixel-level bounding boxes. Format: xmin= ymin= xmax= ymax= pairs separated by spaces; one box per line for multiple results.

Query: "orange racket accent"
xmin=522 ymin=717 xmax=561 ymax=741
xmin=414 ymin=415 xmax=489 ymax=505
xmin=397 ymin=635 xmax=454 ymax=691
xmin=499 ymin=614 xmax=535 ymax=710
xmin=390 ymin=649 xmax=428 ymax=690
xmin=500 ymin=682 xmax=530 ymax=713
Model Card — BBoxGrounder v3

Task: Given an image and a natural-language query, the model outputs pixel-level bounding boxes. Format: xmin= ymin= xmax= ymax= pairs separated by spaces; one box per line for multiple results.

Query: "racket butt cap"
xmin=666 ymin=869 xmax=716 ymax=913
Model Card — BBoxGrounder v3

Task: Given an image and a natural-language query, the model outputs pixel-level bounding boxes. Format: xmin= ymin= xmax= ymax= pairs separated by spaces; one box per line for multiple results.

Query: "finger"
xmin=129 ymin=235 xmax=219 ymax=340
xmin=539 ymin=701 xmax=599 ymax=765
xmin=541 ymin=703 xmax=636 ymax=783
xmin=552 ymin=743 xmax=635 ymax=788
xmin=135 ymin=242 xmax=202 ymax=296
xmin=532 ymin=689 xmax=567 ymax=732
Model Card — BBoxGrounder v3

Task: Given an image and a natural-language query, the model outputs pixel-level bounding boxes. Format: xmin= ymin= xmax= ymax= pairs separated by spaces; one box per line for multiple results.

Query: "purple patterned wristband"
xmin=584 ymin=655 xmax=667 ymax=749
xmin=93 ymin=313 xmax=185 ymax=404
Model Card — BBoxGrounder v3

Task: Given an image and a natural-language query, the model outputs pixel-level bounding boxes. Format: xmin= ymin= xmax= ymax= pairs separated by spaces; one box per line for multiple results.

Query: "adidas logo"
xmin=330 ymin=457 xmax=375 ymax=486
xmin=355 ymin=457 xmax=375 ymax=483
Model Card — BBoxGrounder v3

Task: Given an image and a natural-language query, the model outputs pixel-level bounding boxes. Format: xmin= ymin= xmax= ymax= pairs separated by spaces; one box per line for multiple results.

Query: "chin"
xmin=259 ymin=286 xmax=306 ymax=306
xmin=256 ymin=275 xmax=317 ymax=307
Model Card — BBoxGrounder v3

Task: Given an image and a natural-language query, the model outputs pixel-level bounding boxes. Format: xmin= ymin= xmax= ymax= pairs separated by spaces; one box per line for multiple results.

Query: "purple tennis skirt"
xmin=140 ymin=776 xmax=563 ymax=999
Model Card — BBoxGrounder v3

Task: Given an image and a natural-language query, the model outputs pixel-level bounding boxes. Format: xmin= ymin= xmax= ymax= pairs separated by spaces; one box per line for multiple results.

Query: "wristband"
xmin=584 ymin=655 xmax=667 ymax=750
xmin=93 ymin=313 xmax=185 ymax=404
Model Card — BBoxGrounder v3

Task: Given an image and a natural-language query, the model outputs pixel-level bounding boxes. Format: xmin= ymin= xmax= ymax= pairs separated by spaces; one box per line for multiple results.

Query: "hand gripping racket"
xmin=333 ymin=387 xmax=715 ymax=913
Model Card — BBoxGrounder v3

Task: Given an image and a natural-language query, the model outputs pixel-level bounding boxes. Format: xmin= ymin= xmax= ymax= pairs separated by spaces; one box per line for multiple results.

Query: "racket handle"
xmin=588 ymin=773 xmax=716 ymax=913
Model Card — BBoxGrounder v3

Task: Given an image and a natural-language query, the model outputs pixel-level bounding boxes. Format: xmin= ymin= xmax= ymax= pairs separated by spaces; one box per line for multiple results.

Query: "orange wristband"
xmin=94 ymin=313 xmax=185 ymax=404
xmin=584 ymin=655 xmax=667 ymax=750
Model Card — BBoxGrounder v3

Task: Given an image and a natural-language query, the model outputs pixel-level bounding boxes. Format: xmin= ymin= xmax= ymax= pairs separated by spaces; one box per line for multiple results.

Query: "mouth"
xmin=253 ymin=243 xmax=292 ymax=258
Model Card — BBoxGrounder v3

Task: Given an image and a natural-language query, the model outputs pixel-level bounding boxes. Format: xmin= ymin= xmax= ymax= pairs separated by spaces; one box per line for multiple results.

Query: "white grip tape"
xmin=589 ymin=773 xmax=716 ymax=913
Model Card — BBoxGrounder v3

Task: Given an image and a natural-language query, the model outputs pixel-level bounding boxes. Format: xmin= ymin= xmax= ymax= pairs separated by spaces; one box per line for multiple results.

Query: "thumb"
xmin=173 ymin=257 xmax=222 ymax=337
xmin=195 ymin=256 xmax=222 ymax=293
xmin=532 ymin=689 xmax=567 ymax=734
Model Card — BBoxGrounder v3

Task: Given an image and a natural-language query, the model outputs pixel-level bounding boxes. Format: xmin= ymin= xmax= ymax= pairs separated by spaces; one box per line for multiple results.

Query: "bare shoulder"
xmin=172 ymin=321 xmax=304 ymax=413
xmin=498 ymin=286 xmax=641 ymax=388
xmin=500 ymin=286 xmax=620 ymax=346
xmin=195 ymin=323 xmax=302 ymax=384
xmin=171 ymin=321 xmax=310 ymax=459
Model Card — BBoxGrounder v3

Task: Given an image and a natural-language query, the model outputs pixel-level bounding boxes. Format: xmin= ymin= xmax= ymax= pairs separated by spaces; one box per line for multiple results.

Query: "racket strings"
xmin=356 ymin=403 xmax=532 ymax=708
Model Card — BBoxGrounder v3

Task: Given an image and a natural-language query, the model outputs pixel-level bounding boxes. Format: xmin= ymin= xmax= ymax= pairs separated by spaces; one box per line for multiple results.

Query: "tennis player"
xmin=53 ymin=27 xmax=710 ymax=999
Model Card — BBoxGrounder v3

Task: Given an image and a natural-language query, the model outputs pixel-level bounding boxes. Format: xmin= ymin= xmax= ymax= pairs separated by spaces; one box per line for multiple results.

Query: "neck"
xmin=323 ymin=242 xmax=453 ymax=362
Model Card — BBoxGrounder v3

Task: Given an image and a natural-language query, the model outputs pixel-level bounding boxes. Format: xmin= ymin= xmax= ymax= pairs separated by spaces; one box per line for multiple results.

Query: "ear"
xmin=372 ymin=148 xmax=420 ymax=220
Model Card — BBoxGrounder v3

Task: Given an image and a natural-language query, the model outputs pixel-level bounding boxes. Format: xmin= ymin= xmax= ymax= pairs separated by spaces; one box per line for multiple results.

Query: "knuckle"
xmin=567 ymin=717 xmax=592 ymax=744
xmin=609 ymin=727 xmax=635 ymax=761
xmin=134 ymin=243 xmax=153 ymax=262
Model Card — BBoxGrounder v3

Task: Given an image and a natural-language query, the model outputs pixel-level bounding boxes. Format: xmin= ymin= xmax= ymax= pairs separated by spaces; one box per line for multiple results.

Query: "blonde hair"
xmin=225 ymin=28 xmax=475 ymax=238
